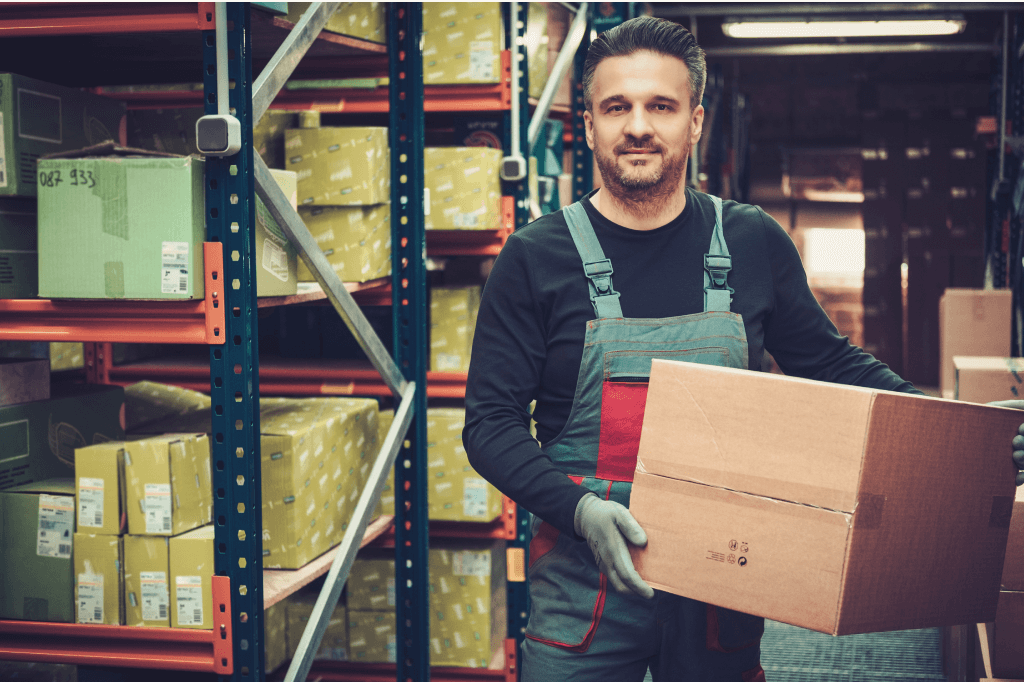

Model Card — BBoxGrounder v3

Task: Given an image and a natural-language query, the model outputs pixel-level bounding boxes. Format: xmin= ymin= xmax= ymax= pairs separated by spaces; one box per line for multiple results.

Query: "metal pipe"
xmin=704 ymin=41 xmax=999 ymax=57
xmin=215 ymin=2 xmax=228 ymax=116
xmin=528 ymin=2 xmax=589 ymax=150
xmin=511 ymin=2 xmax=523 ymax=156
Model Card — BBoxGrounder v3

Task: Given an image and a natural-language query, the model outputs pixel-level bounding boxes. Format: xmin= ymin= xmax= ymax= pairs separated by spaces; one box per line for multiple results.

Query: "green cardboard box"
xmin=37 ymin=144 xmax=205 ymax=300
xmin=297 ymin=204 xmax=391 ymax=284
xmin=0 ymin=73 xmax=126 ymax=197
xmin=0 ymin=478 xmax=76 ymax=622
xmin=0 ymin=198 xmax=38 ymax=298
xmin=285 ymin=127 xmax=390 ymax=207
xmin=0 ymin=383 xmax=125 ymax=491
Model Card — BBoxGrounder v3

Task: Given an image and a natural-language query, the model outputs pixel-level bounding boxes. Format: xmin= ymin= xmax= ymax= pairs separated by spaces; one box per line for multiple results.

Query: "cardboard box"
xmin=424 ymin=148 xmax=502 ymax=229
xmin=125 ymin=107 xmax=204 ymax=157
xmin=422 ymin=4 xmax=502 ymax=85
xmin=374 ymin=409 xmax=396 ymax=517
xmin=426 ymin=408 xmax=501 ymax=523
xmin=49 ymin=342 xmax=84 ymax=371
xmin=123 ymin=534 xmax=170 ymax=627
xmin=940 ymin=289 xmax=1013 ymax=398
xmin=0 ymin=73 xmax=126 ymax=197
xmin=525 ymin=2 xmax=550 ymax=100
xmin=265 ymin=598 xmax=289 ymax=672
xmin=37 ymin=145 xmax=205 ymax=300
xmin=285 ymin=127 xmax=390 ymax=207
xmin=74 ymin=442 xmax=126 ymax=535
xmin=955 ymin=356 xmax=1024 ymax=403
xmin=430 ymin=286 xmax=480 ymax=372
xmin=988 ymin=590 xmax=1024 ymax=678
xmin=630 ymin=359 xmax=1022 ymax=636
xmin=287 ymin=2 xmax=386 ymax=43
xmin=0 ymin=479 xmax=75 ymax=622
xmin=1002 ymin=486 xmax=1024 ymax=591
xmin=169 ymin=524 xmax=214 ymax=629
xmin=136 ymin=397 xmax=379 ymax=568
xmin=297 ymin=204 xmax=391 ymax=284
xmin=124 ymin=381 xmax=210 ymax=433
xmin=0 ymin=358 xmax=49 ymax=407
xmin=255 ymin=168 xmax=299 ymax=297
xmin=255 ymin=110 xmax=301 ymax=170
xmin=0 ymin=198 xmax=38 ymax=298
xmin=122 ymin=434 xmax=212 ymax=536
xmin=348 ymin=557 xmax=396 ymax=611
xmin=286 ymin=593 xmax=349 ymax=661
xmin=347 ymin=609 xmax=396 ymax=663
xmin=0 ymin=383 xmax=124 ymax=491
xmin=73 ymin=532 xmax=123 ymax=625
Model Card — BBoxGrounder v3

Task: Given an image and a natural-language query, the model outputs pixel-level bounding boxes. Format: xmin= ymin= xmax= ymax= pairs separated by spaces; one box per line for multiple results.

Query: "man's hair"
xmin=582 ymin=15 xmax=706 ymax=113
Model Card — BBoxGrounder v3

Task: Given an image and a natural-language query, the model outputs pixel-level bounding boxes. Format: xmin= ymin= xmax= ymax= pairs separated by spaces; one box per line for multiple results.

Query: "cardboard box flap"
xmin=41 ymin=142 xmax=184 ymax=160
xmin=638 ymin=360 xmax=873 ymax=513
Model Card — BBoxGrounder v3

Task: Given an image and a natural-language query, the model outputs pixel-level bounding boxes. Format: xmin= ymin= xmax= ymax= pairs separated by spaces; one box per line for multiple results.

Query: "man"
xmin=463 ymin=15 xmax=1024 ymax=681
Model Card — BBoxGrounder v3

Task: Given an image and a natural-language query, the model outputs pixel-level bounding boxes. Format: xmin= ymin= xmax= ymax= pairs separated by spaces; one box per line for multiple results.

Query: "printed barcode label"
xmin=77 ymin=573 xmax=104 ymax=624
xmin=141 ymin=571 xmax=169 ymax=622
xmin=469 ymin=41 xmax=495 ymax=80
xmin=463 ymin=477 xmax=489 ymax=519
xmin=387 ymin=634 xmax=397 ymax=663
xmin=387 ymin=577 xmax=396 ymax=607
xmin=144 ymin=483 xmax=173 ymax=534
xmin=452 ymin=550 xmax=490 ymax=577
xmin=78 ymin=477 xmax=105 ymax=529
xmin=161 ymin=241 xmax=190 ymax=294
xmin=176 ymin=575 xmax=204 ymax=626
xmin=37 ymin=494 xmax=74 ymax=559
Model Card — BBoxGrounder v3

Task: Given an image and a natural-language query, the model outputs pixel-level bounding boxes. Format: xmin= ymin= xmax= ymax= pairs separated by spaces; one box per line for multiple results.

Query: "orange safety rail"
xmin=371 ymin=497 xmax=516 ymax=548
xmin=0 ymin=2 xmax=214 ymax=35
xmin=0 ymin=576 xmax=232 ymax=673
xmin=504 ymin=638 xmax=518 ymax=682
xmin=0 ymin=243 xmax=225 ymax=345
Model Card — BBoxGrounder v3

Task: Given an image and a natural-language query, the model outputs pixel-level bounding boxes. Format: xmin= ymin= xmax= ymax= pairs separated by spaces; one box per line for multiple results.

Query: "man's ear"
xmin=690 ymin=104 xmax=705 ymax=147
xmin=584 ymin=110 xmax=595 ymax=151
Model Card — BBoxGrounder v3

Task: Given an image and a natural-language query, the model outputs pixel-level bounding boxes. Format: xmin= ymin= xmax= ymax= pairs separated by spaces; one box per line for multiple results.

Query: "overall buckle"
xmin=584 ymin=259 xmax=615 ymax=295
xmin=704 ymin=254 xmax=732 ymax=290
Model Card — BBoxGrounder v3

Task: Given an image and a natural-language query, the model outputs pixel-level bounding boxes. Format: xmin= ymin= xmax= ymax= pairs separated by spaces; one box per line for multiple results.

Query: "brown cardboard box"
xmin=122 ymin=434 xmax=212 ymax=536
xmin=73 ymin=533 xmax=124 ymax=625
xmin=0 ymin=359 xmax=48 ymax=407
xmin=1002 ymin=486 xmax=1024 ymax=591
xmin=631 ymin=359 xmax=1021 ymax=636
xmin=169 ymin=524 xmax=214 ymax=629
xmin=989 ymin=591 xmax=1024 ymax=678
xmin=123 ymin=535 xmax=170 ymax=627
xmin=955 ymin=356 xmax=1024 ymax=403
xmin=940 ymin=289 xmax=1013 ymax=398
xmin=74 ymin=442 xmax=126 ymax=535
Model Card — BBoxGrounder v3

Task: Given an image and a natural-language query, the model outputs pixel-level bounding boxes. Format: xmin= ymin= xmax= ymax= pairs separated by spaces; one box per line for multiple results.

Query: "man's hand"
xmin=574 ymin=493 xmax=655 ymax=598
xmin=987 ymin=400 xmax=1024 ymax=486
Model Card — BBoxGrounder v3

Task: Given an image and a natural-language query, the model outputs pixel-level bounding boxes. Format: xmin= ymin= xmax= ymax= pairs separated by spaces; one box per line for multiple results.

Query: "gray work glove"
xmin=987 ymin=400 xmax=1024 ymax=486
xmin=574 ymin=493 xmax=655 ymax=599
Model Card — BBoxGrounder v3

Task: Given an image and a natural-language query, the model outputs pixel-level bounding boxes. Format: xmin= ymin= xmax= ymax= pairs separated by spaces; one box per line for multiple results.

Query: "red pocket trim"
xmin=596 ymin=381 xmax=649 ymax=482
xmin=528 ymin=521 xmax=559 ymax=568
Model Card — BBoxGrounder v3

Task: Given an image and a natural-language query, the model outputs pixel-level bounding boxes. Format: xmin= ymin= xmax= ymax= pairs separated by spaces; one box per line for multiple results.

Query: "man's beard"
xmin=594 ymin=136 xmax=690 ymax=218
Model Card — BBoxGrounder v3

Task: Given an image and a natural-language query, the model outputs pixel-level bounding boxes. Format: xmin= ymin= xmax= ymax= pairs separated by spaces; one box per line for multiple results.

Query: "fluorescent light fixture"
xmin=802 ymin=189 xmax=865 ymax=203
xmin=723 ymin=18 xmax=966 ymax=39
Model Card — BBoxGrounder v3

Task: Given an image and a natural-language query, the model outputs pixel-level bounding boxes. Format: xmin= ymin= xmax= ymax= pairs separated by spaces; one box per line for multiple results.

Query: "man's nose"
xmin=623 ymin=108 xmax=655 ymax=139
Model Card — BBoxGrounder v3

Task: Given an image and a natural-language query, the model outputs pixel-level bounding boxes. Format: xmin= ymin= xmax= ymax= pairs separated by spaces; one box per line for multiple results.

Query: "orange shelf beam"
xmin=0 ymin=2 xmax=215 ymax=36
xmin=370 ymin=497 xmax=517 ymax=548
xmin=0 ymin=575 xmax=233 ymax=674
xmin=0 ymin=242 xmax=226 ymax=345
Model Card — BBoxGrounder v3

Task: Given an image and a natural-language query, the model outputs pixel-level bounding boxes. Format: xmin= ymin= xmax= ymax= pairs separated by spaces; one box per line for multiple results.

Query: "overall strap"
xmin=563 ymin=202 xmax=624 ymax=319
xmin=704 ymin=195 xmax=734 ymax=312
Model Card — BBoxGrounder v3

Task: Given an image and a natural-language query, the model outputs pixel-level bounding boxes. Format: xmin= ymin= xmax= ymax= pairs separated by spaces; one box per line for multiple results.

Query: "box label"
xmin=37 ymin=494 xmax=73 ymax=559
xmin=141 ymin=571 xmax=169 ymax=621
xmin=77 ymin=573 xmax=104 ymax=624
xmin=262 ymin=237 xmax=290 ymax=282
xmin=387 ymin=634 xmax=397 ymax=663
xmin=78 ymin=477 xmax=105 ymax=528
xmin=462 ymin=477 xmax=489 ymax=519
xmin=176 ymin=575 xmax=204 ymax=626
xmin=161 ymin=241 xmax=190 ymax=294
xmin=452 ymin=550 xmax=490 ymax=577
xmin=434 ymin=353 xmax=463 ymax=371
xmin=144 ymin=483 xmax=172 ymax=533
xmin=0 ymin=112 xmax=7 ymax=188
xmin=469 ymin=41 xmax=495 ymax=80
xmin=387 ymin=577 xmax=396 ymax=606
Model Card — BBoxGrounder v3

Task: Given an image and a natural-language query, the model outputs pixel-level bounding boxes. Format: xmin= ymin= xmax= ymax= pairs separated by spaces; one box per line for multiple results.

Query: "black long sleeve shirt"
xmin=463 ymin=188 xmax=920 ymax=538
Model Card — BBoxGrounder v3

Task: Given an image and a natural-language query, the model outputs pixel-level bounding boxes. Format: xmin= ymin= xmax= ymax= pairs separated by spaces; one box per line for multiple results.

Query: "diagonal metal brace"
xmin=283 ymin=380 xmax=417 ymax=682
xmin=252 ymin=1 xmax=341 ymax=124
xmin=253 ymin=152 xmax=407 ymax=398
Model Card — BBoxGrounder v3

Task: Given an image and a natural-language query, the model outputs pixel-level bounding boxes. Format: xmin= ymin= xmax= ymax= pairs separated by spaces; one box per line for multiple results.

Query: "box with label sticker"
xmin=422 ymin=4 xmax=503 ymax=85
xmin=423 ymin=148 xmax=502 ymax=230
xmin=285 ymin=127 xmax=390 ymax=207
xmin=0 ymin=73 xmax=127 ymax=198
xmin=287 ymin=2 xmax=386 ymax=43
xmin=169 ymin=524 xmax=214 ymax=629
xmin=429 ymin=286 xmax=480 ymax=373
xmin=426 ymin=408 xmax=501 ymax=523
xmin=285 ymin=592 xmax=348 ymax=661
xmin=296 ymin=203 xmax=391 ymax=284
xmin=122 ymin=433 xmax=212 ymax=537
xmin=75 ymin=442 xmax=127 ymax=536
xmin=74 ymin=533 xmax=124 ymax=625
xmin=0 ymin=198 xmax=39 ymax=298
xmin=254 ymin=168 xmax=298 ymax=297
xmin=0 ymin=479 xmax=76 ymax=622
xmin=123 ymin=535 xmax=170 ymax=627
xmin=347 ymin=609 xmax=396 ymax=663
xmin=37 ymin=143 xmax=206 ymax=300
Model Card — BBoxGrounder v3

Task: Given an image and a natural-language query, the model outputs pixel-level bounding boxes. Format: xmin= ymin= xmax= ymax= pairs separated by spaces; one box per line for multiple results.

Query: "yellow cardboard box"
xmin=430 ymin=286 xmax=480 ymax=372
xmin=347 ymin=557 xmax=396 ymax=611
xmin=287 ymin=2 xmax=386 ymax=44
xmin=286 ymin=593 xmax=348 ymax=661
xmin=426 ymin=408 xmax=500 ymax=522
xmin=124 ymin=381 xmax=211 ymax=432
xmin=525 ymin=2 xmax=549 ymax=100
xmin=374 ymin=409 xmax=396 ymax=517
xmin=74 ymin=533 xmax=124 ymax=625
xmin=123 ymin=434 xmax=212 ymax=536
xmin=169 ymin=524 xmax=214 ymax=629
xmin=75 ymin=443 xmax=126 ymax=535
xmin=424 ymin=148 xmax=502 ymax=229
xmin=348 ymin=609 xmax=396 ymax=663
xmin=297 ymin=204 xmax=391 ymax=283
xmin=255 ymin=168 xmax=299 ymax=297
xmin=123 ymin=535 xmax=170 ymax=627
xmin=49 ymin=342 xmax=84 ymax=371
xmin=265 ymin=599 xmax=289 ymax=673
xmin=423 ymin=4 xmax=503 ymax=85
xmin=285 ymin=127 xmax=390 ymax=207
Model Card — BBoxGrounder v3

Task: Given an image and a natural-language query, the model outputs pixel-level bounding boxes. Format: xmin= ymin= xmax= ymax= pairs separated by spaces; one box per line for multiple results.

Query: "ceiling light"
xmin=722 ymin=18 xmax=966 ymax=39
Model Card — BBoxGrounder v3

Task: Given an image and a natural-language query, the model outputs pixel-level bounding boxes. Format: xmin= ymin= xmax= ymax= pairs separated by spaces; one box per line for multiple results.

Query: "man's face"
xmin=584 ymin=50 xmax=704 ymax=201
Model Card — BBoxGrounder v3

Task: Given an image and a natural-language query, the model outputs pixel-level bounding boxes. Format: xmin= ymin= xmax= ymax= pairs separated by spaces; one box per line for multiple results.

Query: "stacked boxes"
xmin=122 ymin=434 xmax=212 ymax=537
xmin=430 ymin=285 xmax=480 ymax=372
xmin=287 ymin=2 xmax=386 ymax=43
xmin=286 ymin=592 xmax=349 ymax=661
xmin=422 ymin=5 xmax=502 ymax=85
xmin=296 ymin=204 xmax=391 ymax=284
xmin=0 ymin=479 xmax=76 ymax=622
xmin=424 ymin=148 xmax=503 ymax=230
xmin=426 ymin=409 xmax=500 ymax=523
xmin=75 ymin=442 xmax=126 ymax=536
xmin=169 ymin=525 xmax=214 ymax=629
xmin=954 ymin=357 xmax=1024 ymax=403
xmin=939 ymin=289 xmax=1013 ymax=398
xmin=0 ymin=198 xmax=38 ymax=298
xmin=123 ymin=535 xmax=170 ymax=627
xmin=285 ymin=127 xmax=389 ymax=207
xmin=73 ymin=532 xmax=123 ymax=625
xmin=348 ymin=609 xmax=397 ymax=663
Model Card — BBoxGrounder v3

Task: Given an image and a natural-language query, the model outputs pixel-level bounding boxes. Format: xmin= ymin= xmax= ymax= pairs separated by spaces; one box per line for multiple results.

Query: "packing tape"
xmin=104 ymin=261 xmax=125 ymax=298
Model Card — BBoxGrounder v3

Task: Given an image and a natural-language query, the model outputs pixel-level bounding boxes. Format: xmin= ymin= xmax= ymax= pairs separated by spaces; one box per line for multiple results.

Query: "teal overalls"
xmin=521 ymin=196 xmax=767 ymax=682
